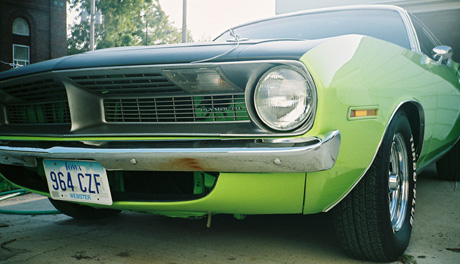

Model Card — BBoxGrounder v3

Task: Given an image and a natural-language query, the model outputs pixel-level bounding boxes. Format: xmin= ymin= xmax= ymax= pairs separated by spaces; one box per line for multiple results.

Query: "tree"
xmin=67 ymin=0 xmax=192 ymax=55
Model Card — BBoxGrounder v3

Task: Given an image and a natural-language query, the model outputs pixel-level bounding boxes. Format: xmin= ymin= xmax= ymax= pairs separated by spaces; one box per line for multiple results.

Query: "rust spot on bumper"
xmin=169 ymin=158 xmax=214 ymax=171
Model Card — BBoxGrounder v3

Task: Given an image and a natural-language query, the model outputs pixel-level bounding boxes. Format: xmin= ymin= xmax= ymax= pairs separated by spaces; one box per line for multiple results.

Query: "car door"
xmin=411 ymin=15 xmax=460 ymax=162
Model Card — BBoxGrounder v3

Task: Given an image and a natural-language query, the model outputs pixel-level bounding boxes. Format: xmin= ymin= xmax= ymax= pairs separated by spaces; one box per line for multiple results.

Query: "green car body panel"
xmin=1 ymin=6 xmax=460 ymax=221
xmin=301 ymin=34 xmax=460 ymax=213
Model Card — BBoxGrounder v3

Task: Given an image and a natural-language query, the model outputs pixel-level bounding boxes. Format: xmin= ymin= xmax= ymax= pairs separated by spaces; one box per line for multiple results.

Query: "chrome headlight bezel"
xmin=251 ymin=64 xmax=317 ymax=132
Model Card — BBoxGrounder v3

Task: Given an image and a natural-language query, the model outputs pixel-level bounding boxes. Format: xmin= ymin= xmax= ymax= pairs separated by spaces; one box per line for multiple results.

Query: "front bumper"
xmin=0 ymin=130 xmax=340 ymax=173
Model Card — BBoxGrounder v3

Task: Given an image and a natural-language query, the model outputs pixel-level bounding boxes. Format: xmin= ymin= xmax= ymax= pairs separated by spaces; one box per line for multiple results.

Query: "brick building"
xmin=0 ymin=0 xmax=67 ymax=72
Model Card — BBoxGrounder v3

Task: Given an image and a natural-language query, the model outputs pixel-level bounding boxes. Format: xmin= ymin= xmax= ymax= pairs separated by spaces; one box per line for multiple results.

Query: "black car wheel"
xmin=49 ymin=198 xmax=121 ymax=220
xmin=332 ymin=111 xmax=416 ymax=262
xmin=436 ymin=140 xmax=460 ymax=181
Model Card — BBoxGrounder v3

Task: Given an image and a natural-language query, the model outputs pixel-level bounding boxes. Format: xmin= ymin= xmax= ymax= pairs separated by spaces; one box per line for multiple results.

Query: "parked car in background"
xmin=0 ymin=5 xmax=459 ymax=262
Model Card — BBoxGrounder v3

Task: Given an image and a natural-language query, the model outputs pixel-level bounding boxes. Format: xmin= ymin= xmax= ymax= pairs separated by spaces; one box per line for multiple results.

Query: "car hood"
xmin=0 ymin=38 xmax=328 ymax=80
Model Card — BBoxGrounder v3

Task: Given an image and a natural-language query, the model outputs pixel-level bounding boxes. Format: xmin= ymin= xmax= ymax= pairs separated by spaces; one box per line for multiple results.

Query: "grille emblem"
xmin=199 ymin=106 xmax=243 ymax=113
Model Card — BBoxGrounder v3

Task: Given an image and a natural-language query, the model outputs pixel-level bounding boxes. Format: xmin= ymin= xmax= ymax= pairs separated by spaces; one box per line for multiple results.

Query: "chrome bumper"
xmin=0 ymin=130 xmax=340 ymax=173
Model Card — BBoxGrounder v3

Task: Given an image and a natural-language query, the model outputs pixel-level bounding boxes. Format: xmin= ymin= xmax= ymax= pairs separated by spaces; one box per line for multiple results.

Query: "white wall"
xmin=275 ymin=0 xmax=396 ymax=14
xmin=275 ymin=0 xmax=459 ymax=14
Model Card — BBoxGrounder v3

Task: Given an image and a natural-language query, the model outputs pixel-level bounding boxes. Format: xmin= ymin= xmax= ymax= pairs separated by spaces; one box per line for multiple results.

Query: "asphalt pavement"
xmin=0 ymin=165 xmax=459 ymax=264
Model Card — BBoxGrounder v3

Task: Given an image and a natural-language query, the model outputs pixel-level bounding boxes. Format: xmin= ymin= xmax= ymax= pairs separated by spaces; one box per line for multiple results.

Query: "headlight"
xmin=254 ymin=65 xmax=315 ymax=131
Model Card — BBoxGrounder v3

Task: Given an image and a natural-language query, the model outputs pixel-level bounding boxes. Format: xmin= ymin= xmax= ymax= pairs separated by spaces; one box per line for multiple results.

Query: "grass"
xmin=398 ymin=254 xmax=417 ymax=264
xmin=0 ymin=177 xmax=17 ymax=192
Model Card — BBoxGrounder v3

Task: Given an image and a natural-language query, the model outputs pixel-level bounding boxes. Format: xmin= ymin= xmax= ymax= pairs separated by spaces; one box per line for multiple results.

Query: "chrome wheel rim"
xmin=388 ymin=133 xmax=409 ymax=232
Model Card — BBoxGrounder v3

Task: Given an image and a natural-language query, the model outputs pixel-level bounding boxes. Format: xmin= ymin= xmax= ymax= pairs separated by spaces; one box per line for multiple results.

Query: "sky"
xmin=68 ymin=0 xmax=276 ymax=42
xmin=158 ymin=0 xmax=276 ymax=41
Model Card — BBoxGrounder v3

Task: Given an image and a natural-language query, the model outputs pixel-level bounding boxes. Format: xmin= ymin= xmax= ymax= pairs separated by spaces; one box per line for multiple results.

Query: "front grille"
xmin=7 ymin=101 xmax=71 ymax=124
xmin=69 ymin=73 xmax=182 ymax=96
xmin=0 ymin=61 xmax=285 ymax=136
xmin=104 ymin=94 xmax=249 ymax=123
xmin=0 ymin=79 xmax=67 ymax=102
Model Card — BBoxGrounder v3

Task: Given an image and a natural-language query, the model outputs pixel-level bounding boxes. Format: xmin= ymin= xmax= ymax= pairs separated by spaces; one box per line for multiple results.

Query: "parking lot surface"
xmin=0 ymin=165 xmax=459 ymax=264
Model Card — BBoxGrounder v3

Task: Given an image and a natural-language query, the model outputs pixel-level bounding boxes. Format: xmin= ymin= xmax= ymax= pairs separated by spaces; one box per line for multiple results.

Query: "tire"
xmin=331 ymin=111 xmax=416 ymax=262
xmin=49 ymin=198 xmax=121 ymax=220
xmin=436 ymin=140 xmax=460 ymax=181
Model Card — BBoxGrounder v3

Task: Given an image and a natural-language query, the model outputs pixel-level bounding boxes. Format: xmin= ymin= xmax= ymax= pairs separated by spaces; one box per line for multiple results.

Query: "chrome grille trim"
xmin=104 ymin=94 xmax=249 ymax=123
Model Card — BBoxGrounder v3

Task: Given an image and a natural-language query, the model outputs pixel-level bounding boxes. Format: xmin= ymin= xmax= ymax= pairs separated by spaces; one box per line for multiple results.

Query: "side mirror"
xmin=432 ymin=45 xmax=453 ymax=65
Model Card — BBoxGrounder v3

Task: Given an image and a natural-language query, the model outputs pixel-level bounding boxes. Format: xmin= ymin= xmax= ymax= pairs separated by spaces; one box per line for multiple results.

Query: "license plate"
xmin=43 ymin=160 xmax=113 ymax=205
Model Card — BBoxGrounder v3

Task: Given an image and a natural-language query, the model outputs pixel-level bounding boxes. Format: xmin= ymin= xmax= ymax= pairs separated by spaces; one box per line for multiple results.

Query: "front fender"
xmin=300 ymin=35 xmax=434 ymax=213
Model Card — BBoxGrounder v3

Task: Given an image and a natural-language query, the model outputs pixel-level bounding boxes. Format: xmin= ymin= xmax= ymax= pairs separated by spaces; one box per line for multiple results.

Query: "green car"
xmin=1 ymin=5 xmax=459 ymax=262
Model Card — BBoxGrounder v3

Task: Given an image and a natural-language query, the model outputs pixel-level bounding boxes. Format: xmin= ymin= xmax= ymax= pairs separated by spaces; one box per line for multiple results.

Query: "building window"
xmin=12 ymin=17 xmax=30 ymax=36
xmin=12 ymin=17 xmax=31 ymax=67
xmin=13 ymin=44 xmax=30 ymax=66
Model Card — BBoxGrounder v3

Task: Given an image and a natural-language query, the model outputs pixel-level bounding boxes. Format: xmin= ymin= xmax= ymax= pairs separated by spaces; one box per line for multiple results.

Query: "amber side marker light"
xmin=350 ymin=109 xmax=378 ymax=117
xmin=348 ymin=107 xmax=379 ymax=121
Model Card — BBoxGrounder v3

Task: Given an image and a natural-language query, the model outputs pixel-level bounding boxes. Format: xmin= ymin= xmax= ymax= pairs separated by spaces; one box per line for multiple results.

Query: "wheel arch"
xmin=397 ymin=101 xmax=425 ymax=161
xmin=323 ymin=100 xmax=424 ymax=213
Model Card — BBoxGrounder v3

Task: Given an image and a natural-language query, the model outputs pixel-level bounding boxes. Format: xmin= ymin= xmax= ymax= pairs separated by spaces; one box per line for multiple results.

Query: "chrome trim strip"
xmin=0 ymin=130 xmax=340 ymax=173
xmin=399 ymin=8 xmax=421 ymax=52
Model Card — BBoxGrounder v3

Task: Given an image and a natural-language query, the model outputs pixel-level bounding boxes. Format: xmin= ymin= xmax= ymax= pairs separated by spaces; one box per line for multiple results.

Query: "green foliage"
xmin=67 ymin=0 xmax=192 ymax=55
xmin=0 ymin=177 xmax=16 ymax=192
xmin=397 ymin=254 xmax=417 ymax=264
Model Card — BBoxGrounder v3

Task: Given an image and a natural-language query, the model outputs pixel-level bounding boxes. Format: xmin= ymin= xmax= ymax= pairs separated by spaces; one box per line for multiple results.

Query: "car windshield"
xmin=215 ymin=9 xmax=411 ymax=50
